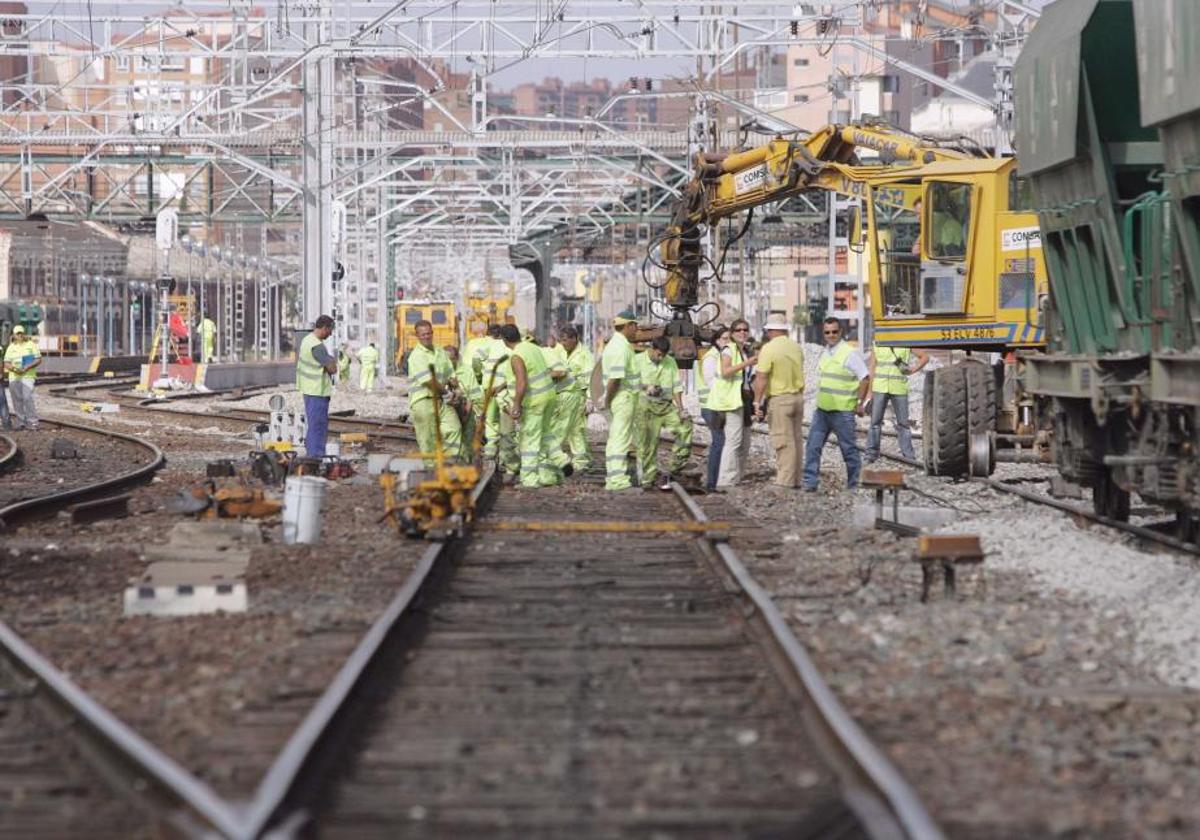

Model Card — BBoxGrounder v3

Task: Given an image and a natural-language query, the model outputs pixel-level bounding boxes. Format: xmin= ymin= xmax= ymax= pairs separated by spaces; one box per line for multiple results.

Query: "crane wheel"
xmin=923 ymin=366 xmax=968 ymax=476
xmin=923 ymin=362 xmax=996 ymax=477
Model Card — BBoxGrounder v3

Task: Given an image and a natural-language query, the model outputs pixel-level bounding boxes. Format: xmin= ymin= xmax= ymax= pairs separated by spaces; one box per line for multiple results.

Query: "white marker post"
xmin=155 ymin=209 xmax=179 ymax=380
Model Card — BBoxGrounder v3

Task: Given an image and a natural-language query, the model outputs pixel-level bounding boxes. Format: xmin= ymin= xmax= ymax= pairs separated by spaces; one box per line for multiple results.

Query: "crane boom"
xmin=655 ymin=122 xmax=973 ymax=342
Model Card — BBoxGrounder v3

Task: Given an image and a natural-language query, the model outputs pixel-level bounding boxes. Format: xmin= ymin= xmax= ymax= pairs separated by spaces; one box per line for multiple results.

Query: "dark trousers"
xmin=304 ymin=394 xmax=331 ymax=458
xmin=701 ymin=408 xmax=725 ymax=490
xmin=0 ymin=384 xmax=9 ymax=429
xmin=802 ymin=408 xmax=861 ymax=490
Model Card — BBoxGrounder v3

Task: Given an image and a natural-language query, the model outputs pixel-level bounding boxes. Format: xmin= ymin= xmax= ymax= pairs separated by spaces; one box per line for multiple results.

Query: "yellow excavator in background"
xmin=647 ymin=120 xmax=1048 ymax=476
xmin=464 ymin=280 xmax=516 ymax=338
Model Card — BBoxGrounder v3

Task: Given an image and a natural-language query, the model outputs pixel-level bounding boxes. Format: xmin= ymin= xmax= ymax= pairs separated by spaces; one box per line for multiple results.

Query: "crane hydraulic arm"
xmin=649 ymin=123 xmax=971 ymax=362
xmin=645 ymin=120 xmax=1049 ymax=481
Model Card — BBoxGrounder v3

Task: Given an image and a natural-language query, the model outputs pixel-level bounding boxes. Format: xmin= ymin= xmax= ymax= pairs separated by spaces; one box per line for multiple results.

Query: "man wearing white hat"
xmin=751 ymin=316 xmax=805 ymax=487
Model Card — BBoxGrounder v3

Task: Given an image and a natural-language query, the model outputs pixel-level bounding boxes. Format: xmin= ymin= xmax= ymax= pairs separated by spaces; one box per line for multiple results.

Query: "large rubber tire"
xmin=961 ymin=359 xmax=998 ymax=435
xmin=924 ymin=365 xmax=969 ymax=476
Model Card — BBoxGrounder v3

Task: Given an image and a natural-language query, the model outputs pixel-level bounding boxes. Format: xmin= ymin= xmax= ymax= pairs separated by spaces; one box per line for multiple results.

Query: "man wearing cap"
xmin=3 ymin=325 xmax=42 ymax=431
xmin=601 ymin=311 xmax=640 ymax=491
xmin=751 ymin=317 xmax=805 ymax=487
xmin=296 ymin=315 xmax=338 ymax=457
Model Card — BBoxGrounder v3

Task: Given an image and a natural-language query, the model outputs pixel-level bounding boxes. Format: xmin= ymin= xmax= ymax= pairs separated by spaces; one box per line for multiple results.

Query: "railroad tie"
xmin=475 ymin=519 xmax=731 ymax=539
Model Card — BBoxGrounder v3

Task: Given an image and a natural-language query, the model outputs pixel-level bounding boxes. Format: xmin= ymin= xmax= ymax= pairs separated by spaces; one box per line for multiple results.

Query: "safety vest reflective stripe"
xmin=545 ymin=346 xmax=575 ymax=392
xmin=605 ymin=452 xmax=630 ymax=478
xmin=817 ymin=342 xmax=859 ymax=411
xmin=408 ymin=346 xmax=445 ymax=404
xmin=872 ymin=346 xmax=910 ymax=396
xmin=564 ymin=348 xmax=593 ymax=393
xmin=296 ymin=333 xmax=332 ymax=397
xmin=696 ymin=347 xmax=717 ymax=401
xmin=512 ymin=343 xmax=555 ymax=402
xmin=527 ymin=369 xmax=555 ymax=396
xmin=706 ymin=344 xmax=743 ymax=412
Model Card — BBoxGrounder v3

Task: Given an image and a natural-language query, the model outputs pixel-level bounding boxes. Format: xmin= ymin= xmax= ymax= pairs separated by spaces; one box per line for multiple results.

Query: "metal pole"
xmin=160 ymin=283 xmax=170 ymax=378
xmin=78 ymin=275 xmax=87 ymax=356
xmin=106 ymin=278 xmax=114 ymax=356
xmin=186 ymin=248 xmax=193 ymax=360
xmin=128 ymin=285 xmax=136 ymax=355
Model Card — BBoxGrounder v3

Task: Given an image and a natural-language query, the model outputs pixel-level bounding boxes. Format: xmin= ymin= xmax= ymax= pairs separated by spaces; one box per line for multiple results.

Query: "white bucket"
xmin=282 ymin=476 xmax=328 ymax=545
xmin=326 ymin=440 xmax=341 ymax=457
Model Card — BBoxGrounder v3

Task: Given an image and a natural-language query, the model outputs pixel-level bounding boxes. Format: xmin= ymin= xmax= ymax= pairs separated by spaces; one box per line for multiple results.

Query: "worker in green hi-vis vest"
xmin=864 ymin=343 xmax=928 ymax=463
xmin=295 ymin=315 xmax=338 ymax=458
xmin=358 ymin=342 xmax=380 ymax=392
xmin=200 ymin=314 xmax=217 ymax=363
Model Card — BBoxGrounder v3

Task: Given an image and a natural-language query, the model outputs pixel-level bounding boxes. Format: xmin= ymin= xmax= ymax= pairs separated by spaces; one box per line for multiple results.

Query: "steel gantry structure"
xmin=0 ymin=1 xmax=1035 ymax=347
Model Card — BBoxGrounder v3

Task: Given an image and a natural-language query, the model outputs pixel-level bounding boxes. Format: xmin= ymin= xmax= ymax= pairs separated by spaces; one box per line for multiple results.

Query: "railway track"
xmin=0 ymin=644 xmax=155 ymax=838
xmin=0 ymin=399 xmax=941 ymax=836
xmin=0 ymin=620 xmax=244 ymax=837
xmin=47 ymin=381 xmax=417 ymax=444
xmin=869 ymin=448 xmax=1200 ymax=557
xmin=0 ymin=419 xmax=165 ymax=531
xmin=234 ymin=464 xmax=940 ymax=838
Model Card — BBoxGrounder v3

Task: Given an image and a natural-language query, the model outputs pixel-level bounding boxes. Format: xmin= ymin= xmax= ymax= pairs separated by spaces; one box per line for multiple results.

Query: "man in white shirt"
xmin=801 ymin=317 xmax=871 ymax=491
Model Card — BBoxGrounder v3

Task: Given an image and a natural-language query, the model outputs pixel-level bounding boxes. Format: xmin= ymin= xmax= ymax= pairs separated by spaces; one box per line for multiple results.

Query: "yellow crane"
xmin=648 ymin=120 xmax=1048 ymax=476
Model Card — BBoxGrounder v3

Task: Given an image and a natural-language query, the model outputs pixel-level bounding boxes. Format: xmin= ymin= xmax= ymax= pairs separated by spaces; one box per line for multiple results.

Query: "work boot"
xmin=561 ymin=463 xmax=574 ymax=478
xmin=658 ymin=472 xmax=672 ymax=491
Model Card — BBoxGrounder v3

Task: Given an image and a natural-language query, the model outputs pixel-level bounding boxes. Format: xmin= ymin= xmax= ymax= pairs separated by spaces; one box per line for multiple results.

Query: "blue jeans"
xmin=304 ymin=394 xmax=331 ymax=458
xmin=865 ymin=392 xmax=915 ymax=460
xmin=802 ymin=408 xmax=861 ymax=490
xmin=701 ymin=408 xmax=725 ymax=490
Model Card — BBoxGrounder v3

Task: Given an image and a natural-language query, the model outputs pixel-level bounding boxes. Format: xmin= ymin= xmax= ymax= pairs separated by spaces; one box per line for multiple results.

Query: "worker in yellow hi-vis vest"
xmin=601 ymin=311 xmax=640 ymax=491
xmin=634 ymin=335 xmax=692 ymax=490
xmin=801 ymin=317 xmax=871 ymax=491
xmin=864 ymin=343 xmax=928 ymax=462
xmin=295 ymin=315 xmax=338 ymax=457
xmin=501 ymin=323 xmax=559 ymax=488
xmin=544 ymin=324 xmax=594 ymax=474
xmin=407 ymin=320 xmax=463 ymax=465
xmin=199 ymin=314 xmax=217 ymax=363
xmin=358 ymin=341 xmax=380 ymax=392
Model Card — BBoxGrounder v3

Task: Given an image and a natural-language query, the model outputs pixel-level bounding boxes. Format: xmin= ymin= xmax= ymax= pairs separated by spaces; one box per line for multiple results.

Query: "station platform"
xmin=41 ymin=355 xmax=149 ymax=375
xmin=138 ymin=360 xmax=295 ymax=391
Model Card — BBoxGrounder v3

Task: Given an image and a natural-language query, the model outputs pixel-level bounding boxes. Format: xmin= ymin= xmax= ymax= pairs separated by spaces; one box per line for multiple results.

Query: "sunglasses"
xmin=823 ymin=330 xmax=840 ymax=335
xmin=732 ymin=328 xmax=749 ymax=333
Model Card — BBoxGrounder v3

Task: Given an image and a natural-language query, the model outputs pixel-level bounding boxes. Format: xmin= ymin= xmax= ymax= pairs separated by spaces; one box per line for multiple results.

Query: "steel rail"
xmin=0 ymin=621 xmax=246 ymax=837
xmin=48 ymin=382 xmax=418 ymax=442
xmin=870 ymin=448 xmax=1200 ymax=556
xmin=0 ymin=418 xmax=165 ymax=531
xmin=671 ymin=482 xmax=945 ymax=840
xmin=982 ymin=477 xmax=1200 ymax=556
xmin=238 ymin=463 xmax=496 ymax=840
